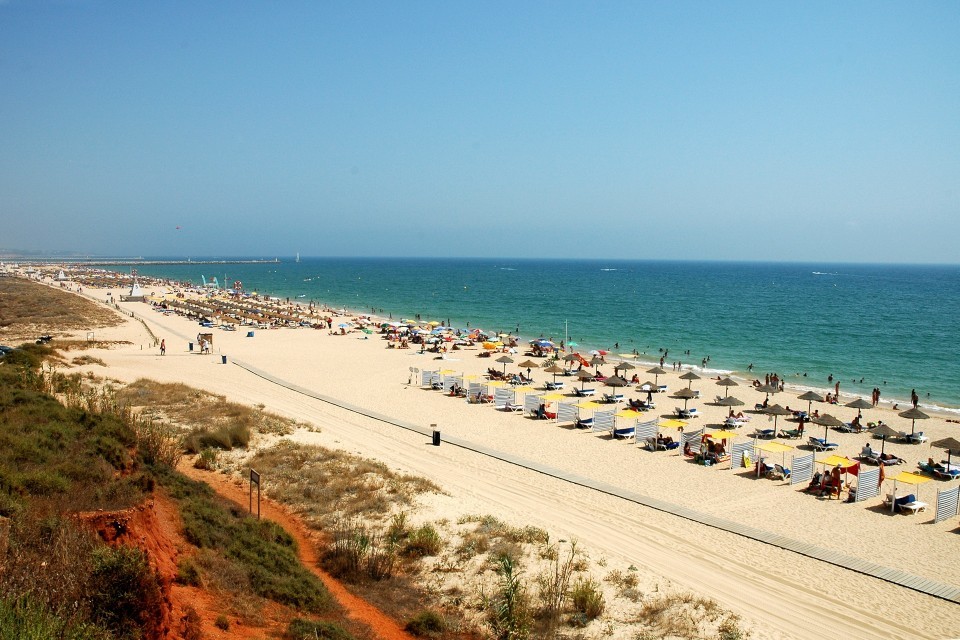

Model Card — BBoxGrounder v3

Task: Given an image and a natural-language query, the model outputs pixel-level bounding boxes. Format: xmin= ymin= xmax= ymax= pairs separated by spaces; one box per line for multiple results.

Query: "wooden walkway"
xmin=230 ymin=361 xmax=960 ymax=604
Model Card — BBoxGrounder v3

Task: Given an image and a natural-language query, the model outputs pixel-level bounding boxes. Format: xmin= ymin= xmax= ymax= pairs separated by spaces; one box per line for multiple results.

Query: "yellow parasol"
xmin=659 ymin=419 xmax=688 ymax=430
xmin=815 ymin=454 xmax=857 ymax=468
xmin=707 ymin=429 xmax=739 ymax=440
xmin=756 ymin=441 xmax=794 ymax=477
xmin=575 ymin=401 xmax=603 ymax=409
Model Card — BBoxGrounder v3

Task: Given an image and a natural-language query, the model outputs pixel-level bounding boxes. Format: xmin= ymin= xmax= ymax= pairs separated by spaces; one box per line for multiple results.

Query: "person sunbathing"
xmin=879 ymin=452 xmax=901 ymax=463
xmin=927 ymin=457 xmax=946 ymax=472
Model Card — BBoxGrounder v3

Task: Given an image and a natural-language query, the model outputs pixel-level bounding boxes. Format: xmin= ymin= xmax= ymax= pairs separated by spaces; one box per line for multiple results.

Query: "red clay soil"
xmin=178 ymin=463 xmax=416 ymax=640
xmin=84 ymin=493 xmax=284 ymax=639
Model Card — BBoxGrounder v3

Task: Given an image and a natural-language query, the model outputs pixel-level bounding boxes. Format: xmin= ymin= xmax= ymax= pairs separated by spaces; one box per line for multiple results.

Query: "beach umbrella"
xmin=898 ymin=407 xmax=930 ymax=436
xmin=679 ymin=371 xmax=701 ymax=388
xmin=814 ymin=413 xmax=844 ymax=442
xmin=930 ymin=437 xmax=960 ymax=468
xmin=614 ymin=361 xmax=636 ymax=376
xmin=604 ymin=375 xmax=629 ymax=400
xmin=886 ymin=470 xmax=931 ymax=513
xmin=716 ymin=395 xmax=744 ymax=407
xmin=871 ymin=423 xmax=900 ymax=455
xmin=495 ymin=355 xmax=514 ymax=374
xmin=543 ymin=363 xmax=564 ymax=384
xmin=756 ymin=383 xmax=779 ymax=398
xmin=716 ymin=377 xmax=739 ymax=397
xmin=589 ymin=355 xmax=605 ymax=374
xmin=517 ymin=359 xmax=539 ymax=379
xmin=845 ymin=398 xmax=873 ymax=419
xmin=763 ymin=403 xmax=792 ymax=430
xmin=673 ymin=387 xmax=696 ymax=410
xmin=647 ymin=366 xmax=667 ymax=385
xmin=577 ymin=369 xmax=595 ymax=389
xmin=798 ymin=391 xmax=824 ymax=415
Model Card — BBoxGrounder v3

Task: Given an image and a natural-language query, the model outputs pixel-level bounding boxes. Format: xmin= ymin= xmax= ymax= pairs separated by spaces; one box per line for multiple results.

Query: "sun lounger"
xmin=808 ymin=437 xmax=838 ymax=452
xmin=613 ymin=426 xmax=636 ymax=440
xmin=861 ymin=454 xmax=902 ymax=466
xmin=918 ymin=462 xmax=960 ymax=480
xmin=909 ymin=431 xmax=928 ymax=444
xmin=574 ymin=417 xmax=594 ymax=429
xmin=723 ymin=418 xmax=745 ymax=429
xmin=778 ymin=428 xmax=802 ymax=439
xmin=753 ymin=429 xmax=775 ymax=439
xmin=885 ymin=493 xmax=928 ymax=514
xmin=770 ymin=463 xmax=791 ymax=480
xmin=601 ymin=393 xmax=624 ymax=403
xmin=544 ymin=381 xmax=565 ymax=390
xmin=502 ymin=402 xmax=524 ymax=413
xmin=573 ymin=388 xmax=596 ymax=397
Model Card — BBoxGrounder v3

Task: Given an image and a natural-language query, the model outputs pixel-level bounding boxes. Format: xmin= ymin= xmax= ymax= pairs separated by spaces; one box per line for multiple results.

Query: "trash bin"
xmin=432 ymin=430 xmax=441 ymax=446
xmin=221 ymin=355 xmax=227 ymax=365
xmin=189 ymin=342 xmax=194 ymax=351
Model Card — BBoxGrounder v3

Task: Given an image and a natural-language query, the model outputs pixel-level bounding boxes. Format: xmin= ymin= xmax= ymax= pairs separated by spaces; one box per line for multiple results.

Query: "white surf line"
xmin=230 ymin=358 xmax=959 ymax=605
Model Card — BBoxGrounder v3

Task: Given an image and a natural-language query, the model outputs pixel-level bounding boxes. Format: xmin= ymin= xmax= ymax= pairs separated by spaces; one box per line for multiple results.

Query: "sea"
xmin=102 ymin=258 xmax=960 ymax=414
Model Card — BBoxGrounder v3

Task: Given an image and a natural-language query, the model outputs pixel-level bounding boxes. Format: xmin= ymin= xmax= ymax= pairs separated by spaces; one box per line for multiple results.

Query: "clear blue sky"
xmin=2 ymin=1 xmax=958 ymax=262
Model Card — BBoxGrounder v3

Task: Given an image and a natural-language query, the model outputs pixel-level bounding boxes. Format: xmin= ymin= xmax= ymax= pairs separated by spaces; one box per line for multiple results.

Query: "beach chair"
xmin=908 ymin=432 xmax=928 ymax=444
xmin=573 ymin=388 xmax=596 ymax=397
xmin=502 ymin=402 xmax=524 ymax=413
xmin=753 ymin=429 xmax=775 ymax=439
xmin=574 ymin=417 xmax=594 ymax=429
xmin=917 ymin=462 xmax=960 ymax=480
xmin=601 ymin=393 xmax=624 ymax=404
xmin=544 ymin=381 xmax=565 ymax=390
xmin=676 ymin=407 xmax=691 ymax=419
xmin=769 ymin=464 xmax=791 ymax=480
xmin=778 ymin=428 xmax=802 ymax=439
xmin=613 ymin=426 xmax=636 ymax=440
xmin=808 ymin=437 xmax=838 ymax=452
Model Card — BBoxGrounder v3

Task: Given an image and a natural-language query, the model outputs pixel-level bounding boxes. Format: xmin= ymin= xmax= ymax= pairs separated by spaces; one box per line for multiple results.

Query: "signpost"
xmin=249 ymin=469 xmax=261 ymax=519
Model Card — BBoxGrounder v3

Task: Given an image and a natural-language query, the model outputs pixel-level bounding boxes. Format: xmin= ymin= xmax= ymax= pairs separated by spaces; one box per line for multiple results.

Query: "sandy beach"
xmin=17 ymin=274 xmax=960 ymax=639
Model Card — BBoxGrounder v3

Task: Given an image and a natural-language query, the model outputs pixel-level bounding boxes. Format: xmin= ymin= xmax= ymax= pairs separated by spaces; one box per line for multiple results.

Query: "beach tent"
xmin=756 ymin=441 xmax=794 ymax=478
xmin=886 ymin=471 xmax=932 ymax=513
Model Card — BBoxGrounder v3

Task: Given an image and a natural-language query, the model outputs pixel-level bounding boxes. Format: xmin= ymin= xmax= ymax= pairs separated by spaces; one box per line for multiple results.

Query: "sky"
xmin=1 ymin=1 xmax=958 ymax=263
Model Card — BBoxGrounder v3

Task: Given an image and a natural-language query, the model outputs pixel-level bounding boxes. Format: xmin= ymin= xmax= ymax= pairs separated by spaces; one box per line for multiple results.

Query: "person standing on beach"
xmin=160 ymin=339 xmax=165 ymax=356
xmin=911 ymin=389 xmax=919 ymax=408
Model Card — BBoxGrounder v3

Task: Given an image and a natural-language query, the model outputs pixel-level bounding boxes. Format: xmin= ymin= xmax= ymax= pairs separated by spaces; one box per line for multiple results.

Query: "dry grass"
xmin=71 ymin=355 xmax=106 ymax=367
xmin=0 ymin=277 xmax=121 ymax=343
xmin=116 ymin=379 xmax=296 ymax=437
xmin=249 ymin=441 xmax=440 ymax=529
xmin=633 ymin=591 xmax=731 ymax=639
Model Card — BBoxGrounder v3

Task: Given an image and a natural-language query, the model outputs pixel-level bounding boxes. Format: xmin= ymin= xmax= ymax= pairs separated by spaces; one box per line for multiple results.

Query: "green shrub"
xmin=89 ymin=545 xmax=164 ymax=638
xmin=0 ymin=596 xmax=111 ymax=640
xmin=285 ymin=618 xmax=356 ymax=640
xmin=570 ymin=576 xmax=604 ymax=621
xmin=485 ymin=555 xmax=531 ymax=640
xmin=180 ymin=605 xmax=203 ymax=640
xmin=215 ymin=613 xmax=230 ymax=630
xmin=403 ymin=524 xmax=442 ymax=557
xmin=405 ymin=610 xmax=447 ymax=637
xmin=176 ymin=557 xmax=202 ymax=586
xmin=194 ymin=447 xmax=219 ymax=470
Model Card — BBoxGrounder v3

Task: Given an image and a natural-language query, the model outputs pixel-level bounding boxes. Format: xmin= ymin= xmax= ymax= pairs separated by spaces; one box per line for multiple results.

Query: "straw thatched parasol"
xmin=814 ymin=413 xmax=844 ymax=442
xmin=898 ymin=407 xmax=930 ymax=436
xmin=495 ymin=355 xmax=514 ymax=374
xmin=756 ymin=383 xmax=779 ymax=398
xmin=871 ymin=423 xmax=900 ymax=455
xmin=577 ymin=369 xmax=595 ymax=389
xmin=931 ymin=437 xmax=960 ymax=468
xmin=716 ymin=395 xmax=745 ymax=407
xmin=716 ymin=377 xmax=739 ymax=397
xmin=845 ymin=397 xmax=873 ymax=418
xmin=543 ymin=363 xmax=564 ymax=384
xmin=764 ymin=404 xmax=792 ymax=430
xmin=679 ymin=371 xmax=701 ymax=387
xmin=517 ymin=359 xmax=539 ymax=379
xmin=798 ymin=390 xmax=824 ymax=415
xmin=673 ymin=387 xmax=697 ymax=410
xmin=647 ymin=366 xmax=667 ymax=385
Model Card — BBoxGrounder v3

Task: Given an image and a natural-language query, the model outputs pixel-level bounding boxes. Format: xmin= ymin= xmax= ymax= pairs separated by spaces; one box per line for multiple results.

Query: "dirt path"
xmin=179 ymin=463 xmax=415 ymax=640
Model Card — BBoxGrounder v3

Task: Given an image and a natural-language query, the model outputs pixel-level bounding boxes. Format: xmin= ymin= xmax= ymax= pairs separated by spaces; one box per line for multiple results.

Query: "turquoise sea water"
xmin=108 ymin=259 xmax=960 ymax=413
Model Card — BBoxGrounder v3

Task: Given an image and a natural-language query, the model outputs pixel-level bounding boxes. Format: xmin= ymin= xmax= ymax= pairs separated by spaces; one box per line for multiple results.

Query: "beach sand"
xmin=30 ymin=279 xmax=960 ymax=639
